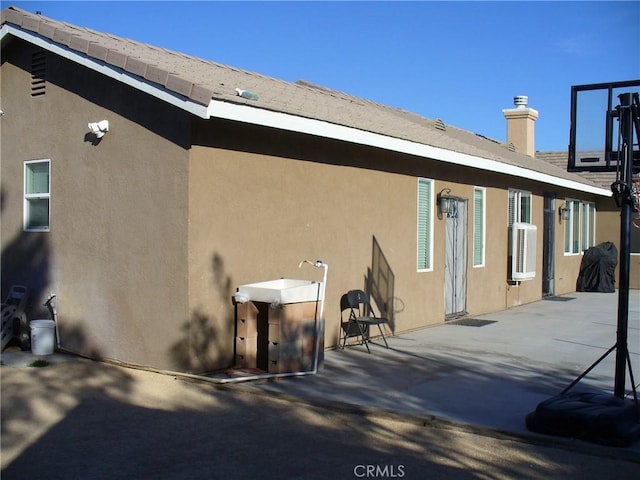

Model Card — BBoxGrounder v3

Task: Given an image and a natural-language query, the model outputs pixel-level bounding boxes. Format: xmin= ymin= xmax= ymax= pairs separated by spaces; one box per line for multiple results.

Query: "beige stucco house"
xmin=1 ymin=7 xmax=620 ymax=373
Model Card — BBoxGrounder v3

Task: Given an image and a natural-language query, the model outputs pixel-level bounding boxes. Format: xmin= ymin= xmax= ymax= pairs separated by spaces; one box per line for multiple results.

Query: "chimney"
xmin=502 ymin=96 xmax=539 ymax=157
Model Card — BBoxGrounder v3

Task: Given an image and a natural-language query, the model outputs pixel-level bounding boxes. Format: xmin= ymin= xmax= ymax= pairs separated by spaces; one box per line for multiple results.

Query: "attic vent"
xmin=507 ymin=142 xmax=516 ymax=152
xmin=434 ymin=119 xmax=446 ymax=131
xmin=31 ymin=51 xmax=47 ymax=97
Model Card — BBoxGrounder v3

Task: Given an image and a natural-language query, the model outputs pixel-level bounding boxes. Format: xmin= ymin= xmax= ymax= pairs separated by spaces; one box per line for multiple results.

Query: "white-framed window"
xmin=564 ymin=199 xmax=581 ymax=254
xmin=564 ymin=199 xmax=596 ymax=254
xmin=24 ymin=159 xmax=50 ymax=232
xmin=473 ymin=187 xmax=486 ymax=267
xmin=583 ymin=201 xmax=596 ymax=250
xmin=508 ymin=189 xmax=532 ymax=225
xmin=417 ymin=178 xmax=434 ymax=271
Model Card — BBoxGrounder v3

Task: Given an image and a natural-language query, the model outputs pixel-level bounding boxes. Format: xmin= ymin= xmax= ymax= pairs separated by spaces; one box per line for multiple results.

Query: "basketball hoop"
xmin=528 ymin=84 xmax=640 ymax=447
xmin=568 ymin=80 xmax=640 ymax=173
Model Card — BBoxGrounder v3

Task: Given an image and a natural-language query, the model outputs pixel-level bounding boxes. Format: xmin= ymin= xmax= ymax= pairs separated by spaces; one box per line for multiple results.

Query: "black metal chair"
xmin=340 ymin=289 xmax=389 ymax=353
xmin=340 ymin=293 xmax=368 ymax=350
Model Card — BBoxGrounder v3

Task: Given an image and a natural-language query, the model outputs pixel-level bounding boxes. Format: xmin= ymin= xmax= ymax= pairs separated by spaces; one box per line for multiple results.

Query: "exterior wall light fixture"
xmin=437 ymin=188 xmax=456 ymax=218
xmin=558 ymin=203 xmax=569 ymax=222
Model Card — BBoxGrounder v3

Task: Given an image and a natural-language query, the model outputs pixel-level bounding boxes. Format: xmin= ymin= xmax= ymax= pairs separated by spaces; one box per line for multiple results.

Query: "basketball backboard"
xmin=568 ymin=80 xmax=640 ymax=173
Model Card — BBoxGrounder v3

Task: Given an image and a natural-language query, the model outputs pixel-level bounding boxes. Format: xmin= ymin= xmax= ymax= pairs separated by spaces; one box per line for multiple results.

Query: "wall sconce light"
xmin=558 ymin=203 xmax=569 ymax=222
xmin=88 ymin=120 xmax=109 ymax=139
xmin=437 ymin=188 xmax=457 ymax=218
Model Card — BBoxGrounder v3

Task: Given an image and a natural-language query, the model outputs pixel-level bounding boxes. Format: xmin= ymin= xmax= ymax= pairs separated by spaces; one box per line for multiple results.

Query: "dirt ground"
xmin=2 ymin=356 xmax=638 ymax=480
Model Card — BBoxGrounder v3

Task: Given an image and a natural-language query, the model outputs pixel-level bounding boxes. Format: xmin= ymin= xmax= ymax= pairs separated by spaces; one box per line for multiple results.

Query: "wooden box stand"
xmin=235 ymin=300 xmax=323 ymax=373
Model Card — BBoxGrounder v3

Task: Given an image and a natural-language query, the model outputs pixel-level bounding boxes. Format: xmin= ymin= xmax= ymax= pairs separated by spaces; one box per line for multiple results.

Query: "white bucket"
xmin=30 ymin=319 xmax=55 ymax=355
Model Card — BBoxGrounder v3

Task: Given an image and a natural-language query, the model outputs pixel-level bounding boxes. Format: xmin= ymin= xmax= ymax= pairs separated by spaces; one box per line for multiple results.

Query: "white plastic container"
xmin=30 ymin=319 xmax=55 ymax=355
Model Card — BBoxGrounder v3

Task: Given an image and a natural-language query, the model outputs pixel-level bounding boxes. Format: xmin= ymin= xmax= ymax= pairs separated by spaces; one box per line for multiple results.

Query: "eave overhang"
xmin=1 ymin=23 xmax=611 ymax=198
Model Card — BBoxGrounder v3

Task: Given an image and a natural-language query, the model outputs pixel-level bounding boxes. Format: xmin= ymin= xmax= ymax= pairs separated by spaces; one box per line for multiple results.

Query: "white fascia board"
xmin=0 ymin=25 xmax=210 ymax=119
xmin=207 ymin=99 xmax=611 ymax=197
xmin=1 ymin=24 xmax=610 ymax=197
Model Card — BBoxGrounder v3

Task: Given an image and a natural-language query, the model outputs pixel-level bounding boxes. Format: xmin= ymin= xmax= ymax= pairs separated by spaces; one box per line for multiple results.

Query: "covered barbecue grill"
xmin=576 ymin=242 xmax=618 ymax=293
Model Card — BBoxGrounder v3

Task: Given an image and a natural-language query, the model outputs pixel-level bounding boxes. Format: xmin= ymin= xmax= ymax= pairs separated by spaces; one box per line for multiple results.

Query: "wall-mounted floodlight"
xmin=88 ymin=120 xmax=109 ymax=138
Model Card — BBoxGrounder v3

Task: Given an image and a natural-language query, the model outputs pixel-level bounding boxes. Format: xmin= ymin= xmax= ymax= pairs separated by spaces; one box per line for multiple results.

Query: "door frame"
xmin=542 ymin=192 xmax=556 ymax=297
xmin=444 ymin=197 xmax=468 ymax=319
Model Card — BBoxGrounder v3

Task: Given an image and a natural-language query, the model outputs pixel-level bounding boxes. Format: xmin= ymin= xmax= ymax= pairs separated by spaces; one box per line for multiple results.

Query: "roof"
xmin=0 ymin=6 xmax=610 ymax=196
xmin=535 ymin=151 xmax=617 ymax=191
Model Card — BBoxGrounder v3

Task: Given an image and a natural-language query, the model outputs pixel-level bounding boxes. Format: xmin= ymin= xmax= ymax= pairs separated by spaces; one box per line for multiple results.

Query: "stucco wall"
xmin=187 ymin=130 xmax=439 ymax=353
xmin=3 ymin=38 xmax=620 ymax=373
xmin=1 ymin=40 xmax=191 ymax=369
xmin=188 ymin=119 xmax=595 ymax=355
xmin=596 ymin=198 xmax=640 ymax=290
xmin=546 ymin=192 xmax=638 ymax=294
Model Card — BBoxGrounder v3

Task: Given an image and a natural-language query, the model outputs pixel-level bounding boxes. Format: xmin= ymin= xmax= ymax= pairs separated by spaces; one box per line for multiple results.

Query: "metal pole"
xmin=614 ymin=200 xmax=630 ymax=398
xmin=613 ymin=93 xmax=634 ymax=398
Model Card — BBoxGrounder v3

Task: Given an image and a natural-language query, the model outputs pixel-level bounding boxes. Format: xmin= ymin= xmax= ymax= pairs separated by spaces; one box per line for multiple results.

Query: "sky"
xmin=5 ymin=1 xmax=640 ymax=151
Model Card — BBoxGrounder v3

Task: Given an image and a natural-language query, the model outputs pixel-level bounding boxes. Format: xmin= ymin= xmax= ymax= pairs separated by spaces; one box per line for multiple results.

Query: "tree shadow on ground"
xmin=251 ymin=329 xmax=639 ymax=452
xmin=1 ymin=355 xmax=134 ymax=471
xmin=3 ymin=359 xmax=637 ymax=480
xmin=4 ymin=291 xmax=639 ymax=478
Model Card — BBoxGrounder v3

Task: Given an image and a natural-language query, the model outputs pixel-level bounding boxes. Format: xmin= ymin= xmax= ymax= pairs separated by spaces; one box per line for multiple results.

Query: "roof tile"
xmin=124 ymin=56 xmax=148 ymax=77
xmin=190 ymin=84 xmax=216 ymax=105
xmin=145 ymin=65 xmax=170 ymax=86
xmin=68 ymin=35 xmax=90 ymax=54
xmin=166 ymin=74 xmax=193 ymax=98
xmin=51 ymin=27 xmax=71 ymax=46
xmin=21 ymin=15 xmax=40 ymax=32
xmin=1 ymin=7 xmax=24 ymax=26
xmin=87 ymin=42 xmax=109 ymax=61
xmin=37 ymin=21 xmax=55 ymax=38
xmin=535 ymin=151 xmax=616 ymax=190
xmin=105 ymin=49 xmax=127 ymax=68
